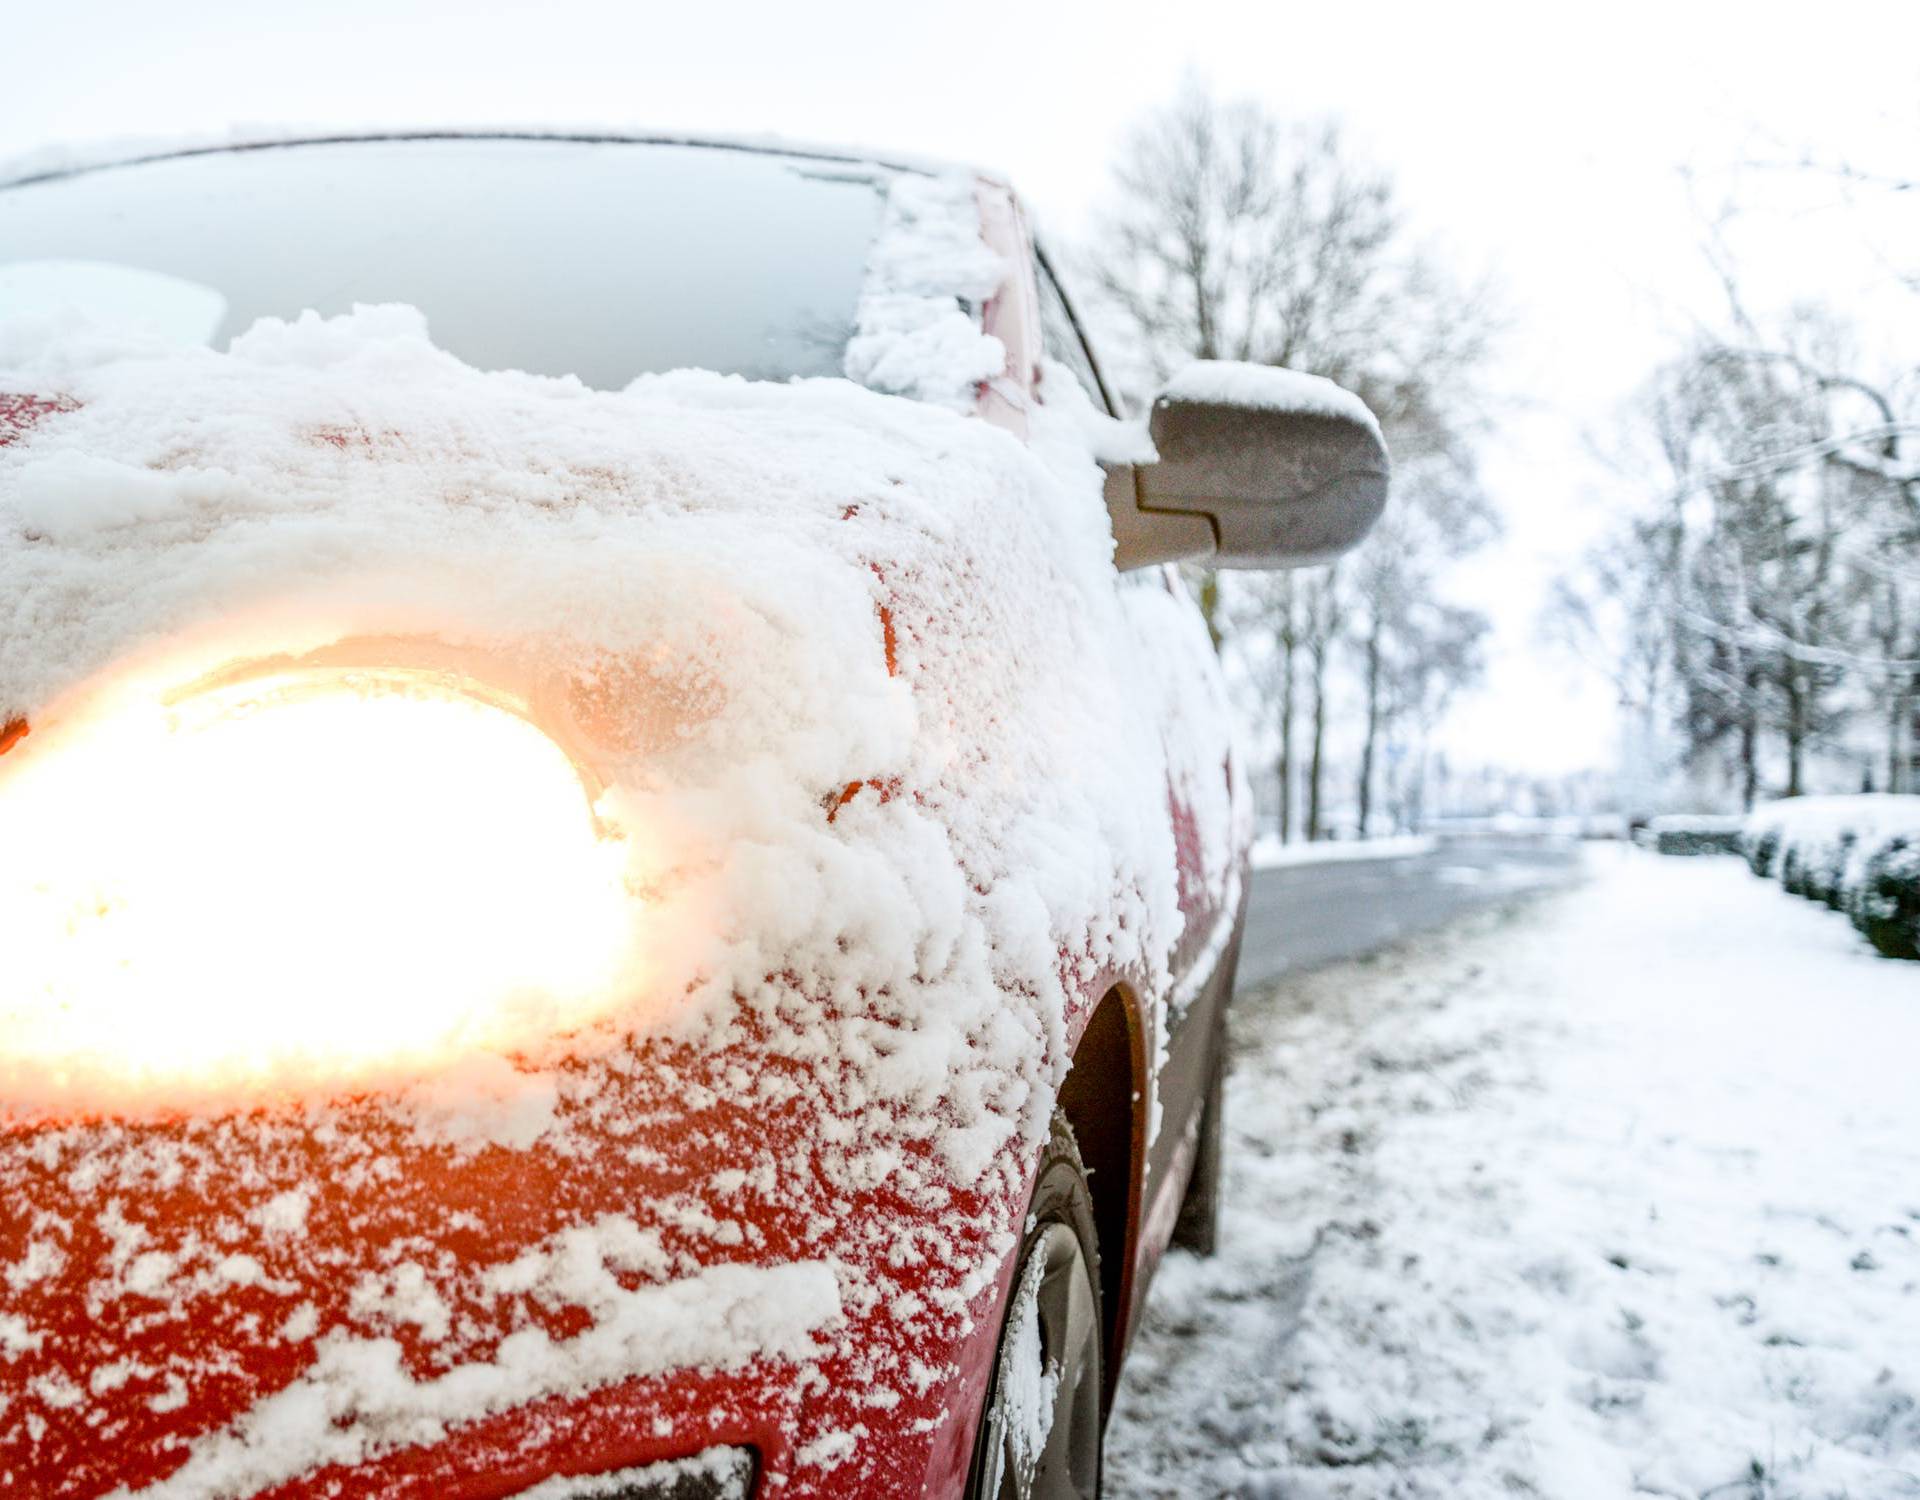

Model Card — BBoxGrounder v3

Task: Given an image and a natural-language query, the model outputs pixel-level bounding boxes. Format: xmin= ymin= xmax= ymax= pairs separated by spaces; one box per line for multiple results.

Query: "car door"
xmin=1031 ymin=252 xmax=1248 ymax=1275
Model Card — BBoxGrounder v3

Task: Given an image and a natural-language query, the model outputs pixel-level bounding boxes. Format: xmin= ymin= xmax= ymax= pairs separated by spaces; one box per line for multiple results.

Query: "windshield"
xmin=0 ymin=138 xmax=890 ymax=388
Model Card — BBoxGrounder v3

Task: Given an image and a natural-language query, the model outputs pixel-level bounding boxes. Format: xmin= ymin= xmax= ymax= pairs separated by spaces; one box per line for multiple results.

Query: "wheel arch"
xmin=1055 ymin=982 xmax=1148 ymax=1410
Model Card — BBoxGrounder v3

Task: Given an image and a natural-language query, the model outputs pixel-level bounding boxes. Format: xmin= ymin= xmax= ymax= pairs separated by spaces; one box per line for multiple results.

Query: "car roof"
xmin=0 ymin=128 xmax=999 ymax=192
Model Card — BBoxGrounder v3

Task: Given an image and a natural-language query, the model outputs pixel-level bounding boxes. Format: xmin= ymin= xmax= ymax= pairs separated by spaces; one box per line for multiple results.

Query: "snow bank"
xmin=1741 ymin=794 xmax=1920 ymax=957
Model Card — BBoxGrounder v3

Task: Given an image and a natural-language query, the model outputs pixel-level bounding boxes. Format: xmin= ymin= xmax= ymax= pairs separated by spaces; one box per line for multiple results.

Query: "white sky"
xmin=6 ymin=0 xmax=1916 ymax=775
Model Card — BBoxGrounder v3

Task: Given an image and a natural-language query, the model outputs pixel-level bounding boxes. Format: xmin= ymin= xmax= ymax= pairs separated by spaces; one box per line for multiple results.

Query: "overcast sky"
xmin=6 ymin=0 xmax=1915 ymax=775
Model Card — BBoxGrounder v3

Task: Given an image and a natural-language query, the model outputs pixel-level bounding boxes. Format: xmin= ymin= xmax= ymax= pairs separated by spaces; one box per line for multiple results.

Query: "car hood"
xmin=0 ymin=308 xmax=1207 ymax=1496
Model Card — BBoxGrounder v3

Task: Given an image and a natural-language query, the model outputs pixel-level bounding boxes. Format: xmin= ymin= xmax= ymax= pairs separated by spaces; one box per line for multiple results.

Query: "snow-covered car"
xmin=0 ymin=134 xmax=1388 ymax=1499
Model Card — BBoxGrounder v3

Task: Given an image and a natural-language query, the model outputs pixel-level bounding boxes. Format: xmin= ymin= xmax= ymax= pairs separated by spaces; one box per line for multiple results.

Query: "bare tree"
xmin=1387 ymin=601 xmax=1489 ymax=830
xmin=1557 ymin=307 xmax=1918 ymax=804
xmin=1087 ymin=79 xmax=1502 ymax=838
xmin=1347 ymin=455 xmax=1498 ymax=832
xmin=1271 ymin=571 xmax=1301 ymax=841
xmin=1550 ymin=129 xmax=1920 ymax=807
xmin=1300 ymin=568 xmax=1343 ymax=841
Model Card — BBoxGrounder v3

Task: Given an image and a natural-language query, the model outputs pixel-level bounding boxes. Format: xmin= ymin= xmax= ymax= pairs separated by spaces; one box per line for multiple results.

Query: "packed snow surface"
xmin=1109 ymin=847 xmax=1920 ymax=1498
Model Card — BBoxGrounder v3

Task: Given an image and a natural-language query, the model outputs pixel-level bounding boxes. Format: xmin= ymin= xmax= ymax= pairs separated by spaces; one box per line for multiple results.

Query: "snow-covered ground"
xmin=1249 ymin=834 xmax=1436 ymax=870
xmin=1108 ymin=846 xmax=1920 ymax=1498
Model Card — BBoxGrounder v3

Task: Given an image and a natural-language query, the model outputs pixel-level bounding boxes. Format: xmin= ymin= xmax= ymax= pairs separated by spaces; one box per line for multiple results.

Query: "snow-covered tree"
xmin=1085 ymin=79 xmax=1501 ymax=838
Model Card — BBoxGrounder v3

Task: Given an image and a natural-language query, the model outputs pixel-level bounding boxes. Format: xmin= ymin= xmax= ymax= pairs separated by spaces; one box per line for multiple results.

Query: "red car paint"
xmin=0 ymin=390 xmax=77 ymax=448
xmin=0 ymin=147 xmax=1246 ymax=1499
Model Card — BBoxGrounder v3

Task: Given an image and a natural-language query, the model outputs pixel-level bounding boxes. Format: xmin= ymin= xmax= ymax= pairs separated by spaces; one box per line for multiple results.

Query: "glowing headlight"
xmin=0 ymin=667 xmax=638 ymax=1110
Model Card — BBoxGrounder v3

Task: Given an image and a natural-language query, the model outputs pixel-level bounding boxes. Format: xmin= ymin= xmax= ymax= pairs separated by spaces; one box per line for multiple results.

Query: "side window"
xmin=1034 ymin=255 xmax=1114 ymax=416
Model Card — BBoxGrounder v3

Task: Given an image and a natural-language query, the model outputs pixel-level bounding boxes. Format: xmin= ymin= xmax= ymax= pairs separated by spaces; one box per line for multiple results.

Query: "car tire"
xmin=964 ymin=1110 xmax=1104 ymax=1500
xmin=1169 ymin=1039 xmax=1224 ymax=1257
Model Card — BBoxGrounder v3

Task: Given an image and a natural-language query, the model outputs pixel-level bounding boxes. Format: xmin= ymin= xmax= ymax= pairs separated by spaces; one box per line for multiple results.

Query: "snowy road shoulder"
xmin=1107 ymin=847 xmax=1920 ymax=1499
xmin=1249 ymin=834 xmax=1436 ymax=871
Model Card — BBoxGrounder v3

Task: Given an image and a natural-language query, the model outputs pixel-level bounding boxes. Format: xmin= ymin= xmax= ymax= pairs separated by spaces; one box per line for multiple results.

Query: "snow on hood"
xmin=0 ymin=298 xmax=1185 ymax=1175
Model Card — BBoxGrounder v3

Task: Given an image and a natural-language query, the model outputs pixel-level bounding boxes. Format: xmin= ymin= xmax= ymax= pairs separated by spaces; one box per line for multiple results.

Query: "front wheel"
xmin=965 ymin=1111 xmax=1104 ymax=1500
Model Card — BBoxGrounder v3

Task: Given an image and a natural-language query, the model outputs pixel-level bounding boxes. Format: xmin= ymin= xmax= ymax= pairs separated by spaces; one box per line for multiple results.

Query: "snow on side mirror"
xmin=1127 ymin=362 xmax=1390 ymax=570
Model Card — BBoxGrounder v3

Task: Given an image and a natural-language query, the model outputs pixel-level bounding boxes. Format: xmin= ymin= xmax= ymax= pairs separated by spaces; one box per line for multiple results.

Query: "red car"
xmin=0 ymin=134 xmax=1387 ymax=1499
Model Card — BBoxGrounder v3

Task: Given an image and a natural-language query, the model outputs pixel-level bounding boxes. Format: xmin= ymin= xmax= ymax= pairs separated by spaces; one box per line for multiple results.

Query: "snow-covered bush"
xmin=1852 ymin=836 xmax=1920 ymax=960
xmin=1741 ymin=796 xmax=1920 ymax=959
xmin=1639 ymin=813 xmax=1743 ymax=857
xmin=1743 ymin=823 xmax=1783 ymax=879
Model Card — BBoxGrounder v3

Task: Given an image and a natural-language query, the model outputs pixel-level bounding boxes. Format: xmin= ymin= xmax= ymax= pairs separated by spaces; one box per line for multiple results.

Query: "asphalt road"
xmin=1234 ymin=834 xmax=1585 ymax=993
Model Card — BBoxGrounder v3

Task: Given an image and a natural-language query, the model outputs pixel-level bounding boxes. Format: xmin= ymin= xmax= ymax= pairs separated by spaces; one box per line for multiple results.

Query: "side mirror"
xmin=1112 ymin=361 xmax=1390 ymax=571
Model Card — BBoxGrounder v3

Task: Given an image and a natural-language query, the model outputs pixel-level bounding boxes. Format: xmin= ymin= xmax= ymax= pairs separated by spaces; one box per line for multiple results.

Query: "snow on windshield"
xmin=0 ymin=138 xmax=889 ymax=386
xmin=0 ymin=281 xmax=1189 ymax=1140
xmin=845 ymin=170 xmax=1008 ymax=411
xmin=0 ymin=261 xmax=228 ymax=350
